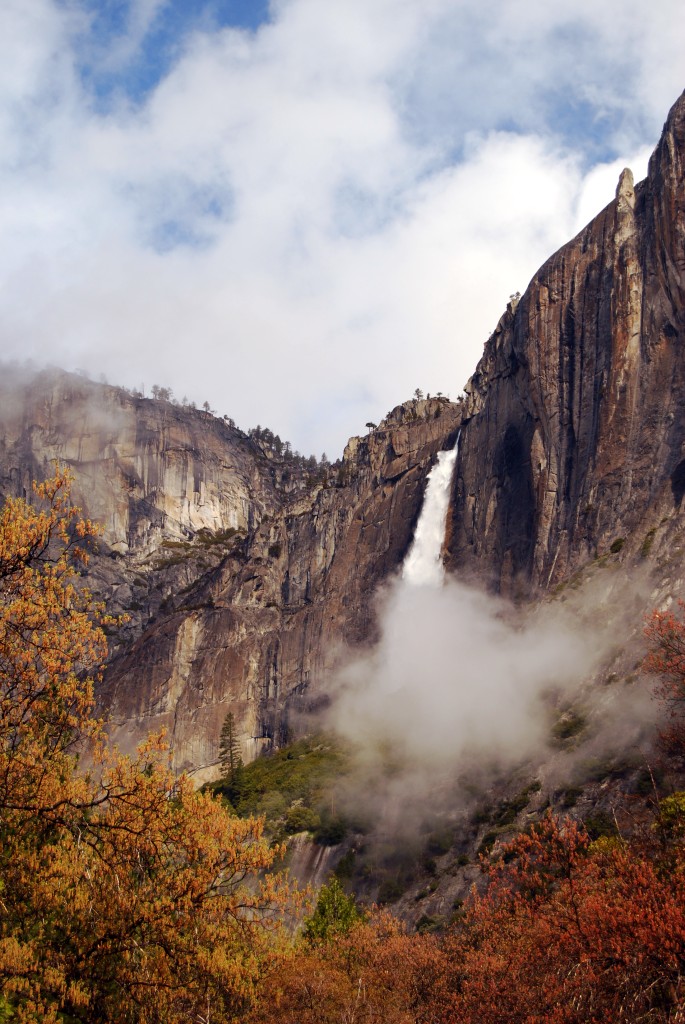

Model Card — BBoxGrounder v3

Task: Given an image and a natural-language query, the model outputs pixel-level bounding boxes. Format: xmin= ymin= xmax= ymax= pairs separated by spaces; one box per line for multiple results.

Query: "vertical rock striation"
xmin=0 ymin=372 xmax=460 ymax=773
xmin=102 ymin=398 xmax=461 ymax=773
xmin=448 ymin=89 xmax=685 ymax=591
xmin=2 ymin=88 xmax=684 ymax=773
xmin=0 ymin=371 xmax=280 ymax=555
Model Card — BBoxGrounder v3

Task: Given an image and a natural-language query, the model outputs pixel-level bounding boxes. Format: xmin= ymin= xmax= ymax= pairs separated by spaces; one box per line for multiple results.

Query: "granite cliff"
xmin=448 ymin=89 xmax=685 ymax=593
xmin=1 ymin=89 xmax=684 ymax=777
xmin=0 ymin=370 xmax=460 ymax=773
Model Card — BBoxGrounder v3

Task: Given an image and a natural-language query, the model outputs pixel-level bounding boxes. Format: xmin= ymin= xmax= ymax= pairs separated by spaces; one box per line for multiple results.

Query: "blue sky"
xmin=0 ymin=0 xmax=682 ymax=456
xmin=76 ymin=0 xmax=271 ymax=105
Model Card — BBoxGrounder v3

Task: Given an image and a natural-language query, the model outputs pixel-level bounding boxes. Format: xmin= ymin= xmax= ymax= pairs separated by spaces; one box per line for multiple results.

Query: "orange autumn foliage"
xmin=246 ymin=604 xmax=685 ymax=1024
xmin=3 ymin=472 xmax=684 ymax=1023
xmin=644 ymin=599 xmax=685 ymax=754
xmin=0 ymin=469 xmax=291 ymax=1024
xmin=441 ymin=814 xmax=685 ymax=1023
xmin=249 ymin=813 xmax=685 ymax=1024
xmin=0 ymin=468 xmax=107 ymax=817
xmin=247 ymin=910 xmax=450 ymax=1024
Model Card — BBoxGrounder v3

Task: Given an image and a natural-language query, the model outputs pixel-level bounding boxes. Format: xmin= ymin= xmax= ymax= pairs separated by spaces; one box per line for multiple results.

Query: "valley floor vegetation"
xmin=0 ymin=470 xmax=293 ymax=1023
xmin=2 ymin=470 xmax=685 ymax=1022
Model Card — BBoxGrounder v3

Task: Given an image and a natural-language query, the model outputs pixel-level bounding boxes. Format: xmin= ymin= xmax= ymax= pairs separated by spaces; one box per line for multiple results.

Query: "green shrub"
xmin=256 ymin=791 xmax=287 ymax=820
xmin=334 ymin=849 xmax=356 ymax=880
xmin=657 ymin=792 xmax=685 ymax=839
xmin=377 ymin=877 xmax=407 ymax=904
xmin=551 ymin=709 xmax=587 ymax=744
xmin=314 ymin=816 xmax=348 ymax=846
xmin=491 ymin=781 xmax=541 ymax=827
xmin=558 ymin=786 xmax=583 ymax=808
xmin=633 ymin=766 xmax=664 ymax=797
xmin=425 ymin=829 xmax=453 ymax=856
xmin=304 ymin=878 xmax=363 ymax=943
xmin=207 ymin=735 xmax=349 ymax=837
xmin=416 ymin=913 xmax=443 ymax=934
xmin=470 ymin=805 xmax=492 ymax=826
xmin=285 ymin=804 xmax=321 ymax=834
xmin=197 ymin=527 xmax=239 ymax=547
xmin=152 ymin=554 xmax=187 ymax=569
xmin=583 ymin=810 xmax=616 ymax=840
xmin=422 ymin=856 xmax=437 ymax=876
xmin=578 ymin=753 xmax=639 ymax=784
xmin=640 ymin=529 xmax=657 ymax=558
xmin=477 ymin=830 xmax=500 ymax=856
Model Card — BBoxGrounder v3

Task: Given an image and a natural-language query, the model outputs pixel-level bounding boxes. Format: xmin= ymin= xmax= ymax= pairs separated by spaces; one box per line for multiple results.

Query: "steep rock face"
xmin=0 ymin=370 xmax=290 ymax=663
xmin=103 ymin=398 xmax=460 ymax=773
xmin=0 ymin=373 xmax=460 ymax=773
xmin=0 ymin=371 xmax=280 ymax=554
xmin=448 ymin=89 xmax=685 ymax=591
xmin=5 ymin=90 xmax=685 ymax=775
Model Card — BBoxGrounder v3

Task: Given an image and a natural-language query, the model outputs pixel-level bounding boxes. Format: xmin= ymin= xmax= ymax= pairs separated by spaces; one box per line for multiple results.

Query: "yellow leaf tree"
xmin=0 ymin=469 xmax=289 ymax=1023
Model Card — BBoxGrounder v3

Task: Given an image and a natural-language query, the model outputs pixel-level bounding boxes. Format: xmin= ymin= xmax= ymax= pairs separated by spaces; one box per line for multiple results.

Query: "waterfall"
xmin=401 ymin=435 xmax=459 ymax=587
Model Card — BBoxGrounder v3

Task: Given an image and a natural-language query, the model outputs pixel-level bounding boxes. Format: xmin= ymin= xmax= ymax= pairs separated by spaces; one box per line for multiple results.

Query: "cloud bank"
xmin=0 ymin=0 xmax=682 ymax=454
xmin=323 ymin=568 xmax=657 ymax=836
xmin=330 ymin=578 xmax=603 ymax=766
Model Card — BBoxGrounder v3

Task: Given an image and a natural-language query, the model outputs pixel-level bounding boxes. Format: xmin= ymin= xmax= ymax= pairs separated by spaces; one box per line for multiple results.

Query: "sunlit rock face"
xmin=0 ymin=372 xmax=279 ymax=554
xmin=102 ymin=396 xmax=460 ymax=773
xmin=1 ymin=89 xmax=683 ymax=775
xmin=448 ymin=89 xmax=685 ymax=593
xmin=0 ymin=373 xmax=460 ymax=772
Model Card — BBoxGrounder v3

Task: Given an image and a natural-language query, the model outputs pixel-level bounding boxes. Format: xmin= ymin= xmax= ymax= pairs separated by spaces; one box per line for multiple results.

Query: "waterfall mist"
xmin=323 ymin=444 xmax=655 ymax=827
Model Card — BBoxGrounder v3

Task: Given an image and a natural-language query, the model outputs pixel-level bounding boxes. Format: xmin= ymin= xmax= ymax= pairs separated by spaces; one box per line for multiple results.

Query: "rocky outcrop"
xmin=0 ymin=370 xmax=280 ymax=551
xmin=3 ymin=89 xmax=684 ymax=774
xmin=103 ymin=397 xmax=460 ymax=773
xmin=448 ymin=89 xmax=685 ymax=592
xmin=0 ymin=371 xmax=460 ymax=772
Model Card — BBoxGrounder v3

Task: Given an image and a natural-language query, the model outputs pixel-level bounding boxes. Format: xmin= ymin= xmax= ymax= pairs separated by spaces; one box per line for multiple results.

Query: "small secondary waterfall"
xmin=401 ymin=435 xmax=459 ymax=587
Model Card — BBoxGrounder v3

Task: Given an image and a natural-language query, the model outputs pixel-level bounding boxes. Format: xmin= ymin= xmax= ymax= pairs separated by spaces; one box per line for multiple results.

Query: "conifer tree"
xmin=219 ymin=711 xmax=245 ymax=805
xmin=303 ymin=878 xmax=362 ymax=944
xmin=219 ymin=711 xmax=242 ymax=777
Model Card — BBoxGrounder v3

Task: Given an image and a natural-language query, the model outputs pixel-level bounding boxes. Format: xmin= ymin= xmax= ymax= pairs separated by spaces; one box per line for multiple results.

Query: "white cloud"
xmin=324 ymin=568 xmax=657 ymax=829
xmin=330 ymin=577 xmax=599 ymax=767
xmin=0 ymin=0 xmax=682 ymax=454
xmin=573 ymin=147 xmax=653 ymax=233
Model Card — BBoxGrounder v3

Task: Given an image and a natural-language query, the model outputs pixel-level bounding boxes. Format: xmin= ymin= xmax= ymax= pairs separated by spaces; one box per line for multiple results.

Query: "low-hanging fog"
xmin=331 ymin=572 xmax=651 ymax=758
xmin=321 ymin=451 xmax=658 ymax=830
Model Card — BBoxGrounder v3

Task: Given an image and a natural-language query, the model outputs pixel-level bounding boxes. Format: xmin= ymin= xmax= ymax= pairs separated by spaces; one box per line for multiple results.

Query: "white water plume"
xmin=402 ymin=439 xmax=458 ymax=587
xmin=327 ymin=434 xmax=633 ymax=786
